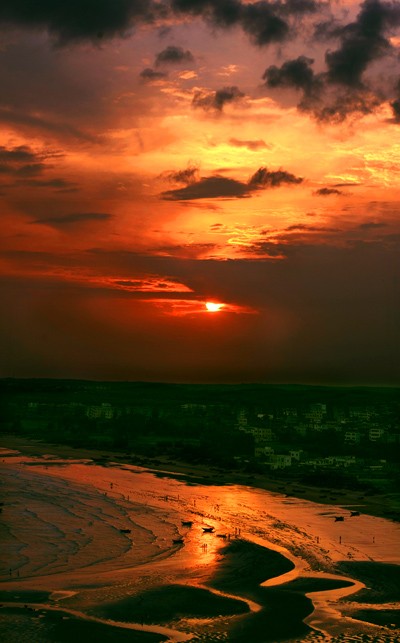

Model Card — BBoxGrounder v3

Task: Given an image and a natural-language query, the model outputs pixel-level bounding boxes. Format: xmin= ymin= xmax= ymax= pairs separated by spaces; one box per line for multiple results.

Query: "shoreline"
xmin=1 ymin=434 xmax=398 ymax=522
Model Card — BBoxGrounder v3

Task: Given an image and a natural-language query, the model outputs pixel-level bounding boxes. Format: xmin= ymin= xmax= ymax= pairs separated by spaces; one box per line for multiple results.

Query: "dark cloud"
xmin=229 ymin=138 xmax=270 ymax=150
xmin=260 ymin=2 xmax=400 ymax=123
xmin=248 ymin=166 xmax=303 ymax=188
xmin=313 ymin=90 xmax=381 ymax=123
xmin=314 ymin=187 xmax=344 ymax=196
xmin=32 ymin=212 xmax=113 ymax=227
xmin=158 ymin=25 xmax=172 ymax=37
xmin=324 ymin=0 xmax=400 ymax=87
xmin=313 ymin=18 xmax=342 ymax=41
xmin=161 ymin=175 xmax=251 ymax=200
xmin=155 ymin=45 xmax=195 ymax=66
xmin=240 ymin=2 xmax=290 ymax=46
xmin=161 ymin=165 xmax=303 ymax=199
xmin=390 ymin=78 xmax=400 ymax=121
xmin=358 ymin=221 xmax=388 ymax=229
xmin=170 ymin=0 xmax=291 ymax=47
xmin=284 ymin=224 xmax=339 ymax=232
xmin=0 ymin=145 xmax=40 ymax=163
xmin=0 ymin=0 xmax=158 ymax=44
xmin=262 ymin=56 xmax=322 ymax=101
xmin=262 ymin=58 xmax=331 ymax=119
xmin=0 ymin=146 xmax=77 ymax=192
xmin=0 ymin=107 xmax=100 ymax=142
xmin=192 ymin=86 xmax=245 ymax=111
xmin=14 ymin=163 xmax=48 ymax=177
xmin=0 ymin=144 xmax=48 ymax=177
xmin=0 ymin=161 xmax=46 ymax=176
xmin=274 ymin=0 xmax=319 ymax=15
xmin=261 ymin=57 xmax=385 ymax=124
xmin=139 ymin=68 xmax=168 ymax=82
xmin=392 ymin=97 xmax=400 ymax=121
xmin=333 ymin=182 xmax=362 ymax=187
xmin=152 ymin=242 xmax=218 ymax=257
xmin=162 ymin=164 xmax=200 ymax=184
xmin=0 ymin=0 xmax=319 ymax=48
xmin=171 ymin=0 xmax=316 ymax=50
xmin=56 ymin=187 xmax=81 ymax=194
xmin=22 ymin=178 xmax=78 ymax=190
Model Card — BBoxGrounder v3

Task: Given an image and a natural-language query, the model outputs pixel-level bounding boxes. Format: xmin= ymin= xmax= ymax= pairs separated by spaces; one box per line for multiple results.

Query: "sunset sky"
xmin=1 ymin=0 xmax=400 ymax=384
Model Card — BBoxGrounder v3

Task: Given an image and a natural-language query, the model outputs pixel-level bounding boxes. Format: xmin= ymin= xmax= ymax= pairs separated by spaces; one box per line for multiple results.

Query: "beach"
xmin=0 ymin=439 xmax=400 ymax=643
xmin=1 ymin=436 xmax=398 ymax=522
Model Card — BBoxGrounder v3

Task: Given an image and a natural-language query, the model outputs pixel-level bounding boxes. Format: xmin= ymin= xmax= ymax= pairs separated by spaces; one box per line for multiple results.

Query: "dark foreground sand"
xmin=73 ymin=541 xmax=316 ymax=643
xmin=89 ymin=583 xmax=250 ymax=623
xmin=336 ymin=562 xmax=400 ymax=604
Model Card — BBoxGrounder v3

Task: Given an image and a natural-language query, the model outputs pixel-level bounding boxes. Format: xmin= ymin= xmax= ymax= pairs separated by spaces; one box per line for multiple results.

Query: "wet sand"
xmin=1 ymin=441 xmax=400 ymax=643
xmin=0 ymin=605 xmax=170 ymax=643
xmin=1 ymin=435 xmax=399 ymax=522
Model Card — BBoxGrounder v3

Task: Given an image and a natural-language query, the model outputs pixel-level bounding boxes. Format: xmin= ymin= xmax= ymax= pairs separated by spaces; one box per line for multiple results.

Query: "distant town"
xmin=1 ymin=379 xmax=400 ymax=496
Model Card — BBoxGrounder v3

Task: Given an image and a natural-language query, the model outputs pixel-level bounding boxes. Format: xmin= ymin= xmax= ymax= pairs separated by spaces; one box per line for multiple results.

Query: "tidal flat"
xmin=0 ymin=445 xmax=400 ymax=643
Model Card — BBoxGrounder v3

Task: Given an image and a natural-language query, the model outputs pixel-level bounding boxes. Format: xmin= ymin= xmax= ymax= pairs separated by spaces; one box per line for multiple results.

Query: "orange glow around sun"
xmin=205 ymin=302 xmax=223 ymax=312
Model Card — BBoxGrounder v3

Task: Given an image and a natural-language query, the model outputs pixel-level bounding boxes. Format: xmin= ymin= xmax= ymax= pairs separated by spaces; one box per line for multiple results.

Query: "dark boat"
xmin=202 ymin=526 xmax=215 ymax=533
xmin=173 ymin=537 xmax=184 ymax=544
xmin=334 ymin=516 xmax=344 ymax=522
xmin=120 ymin=529 xmax=131 ymax=533
xmin=216 ymin=533 xmax=227 ymax=538
xmin=350 ymin=511 xmax=360 ymax=517
xmin=181 ymin=520 xmax=193 ymax=527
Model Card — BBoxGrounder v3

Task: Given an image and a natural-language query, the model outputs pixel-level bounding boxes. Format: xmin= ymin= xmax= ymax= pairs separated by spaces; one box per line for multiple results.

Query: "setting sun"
xmin=205 ymin=302 xmax=223 ymax=312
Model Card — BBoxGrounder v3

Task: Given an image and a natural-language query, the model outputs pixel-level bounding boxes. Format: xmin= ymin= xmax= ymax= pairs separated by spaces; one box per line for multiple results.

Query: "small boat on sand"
xmin=202 ymin=526 xmax=215 ymax=533
xmin=334 ymin=516 xmax=344 ymax=522
xmin=181 ymin=520 xmax=193 ymax=527
xmin=216 ymin=533 xmax=227 ymax=538
xmin=173 ymin=537 xmax=184 ymax=544
xmin=120 ymin=529 xmax=131 ymax=533
xmin=350 ymin=511 xmax=360 ymax=517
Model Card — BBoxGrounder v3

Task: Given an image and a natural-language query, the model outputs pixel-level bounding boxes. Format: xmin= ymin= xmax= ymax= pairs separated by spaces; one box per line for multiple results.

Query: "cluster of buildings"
xmin=26 ymin=401 xmax=155 ymax=421
xmin=16 ymin=395 xmax=400 ymax=465
xmin=235 ymin=402 xmax=400 ymax=471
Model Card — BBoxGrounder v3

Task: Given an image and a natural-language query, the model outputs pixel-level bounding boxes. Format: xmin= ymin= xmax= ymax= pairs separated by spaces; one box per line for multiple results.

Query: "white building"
xmin=345 ymin=431 xmax=361 ymax=443
xmin=290 ymin=449 xmax=305 ymax=461
xmin=369 ymin=427 xmax=385 ymax=441
xmin=267 ymin=454 xmax=292 ymax=469
xmin=255 ymin=445 xmax=274 ymax=458
xmin=86 ymin=403 xmax=114 ymax=419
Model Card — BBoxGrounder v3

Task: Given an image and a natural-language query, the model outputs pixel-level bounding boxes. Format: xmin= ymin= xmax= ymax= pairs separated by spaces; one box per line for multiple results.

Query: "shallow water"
xmin=0 ymin=449 xmax=399 ymax=643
